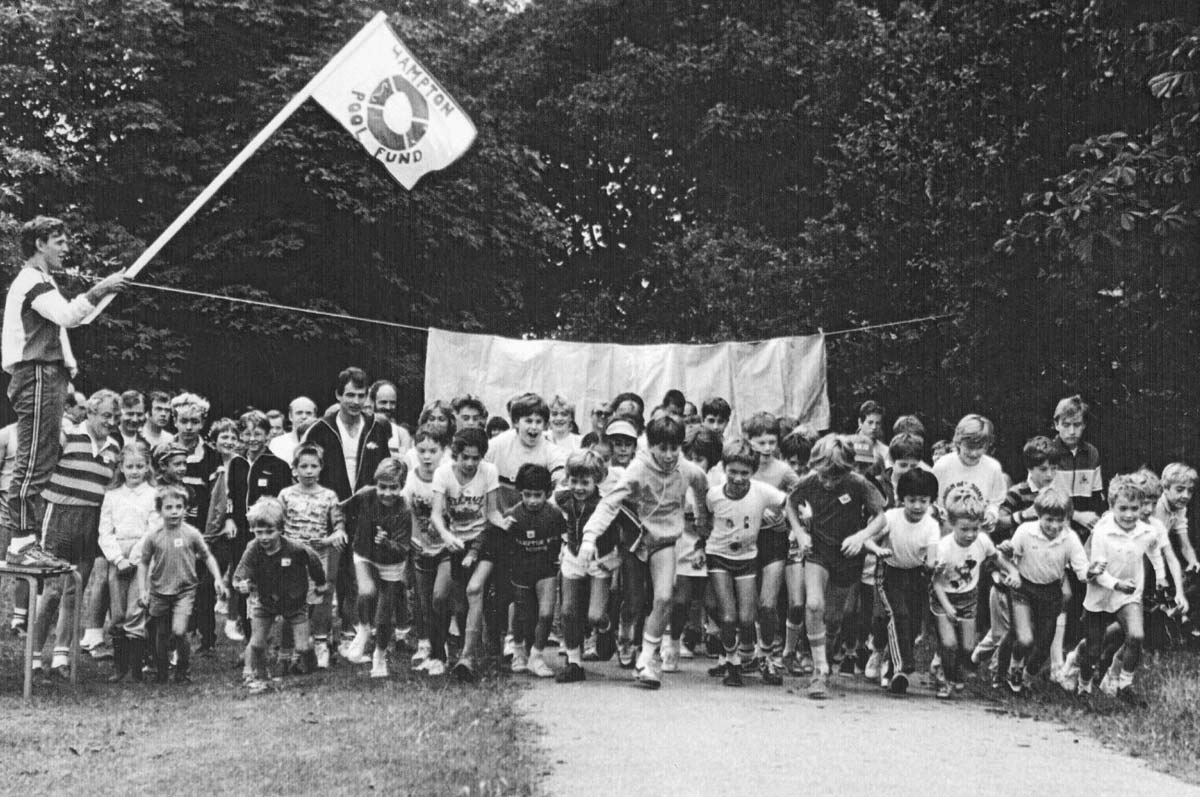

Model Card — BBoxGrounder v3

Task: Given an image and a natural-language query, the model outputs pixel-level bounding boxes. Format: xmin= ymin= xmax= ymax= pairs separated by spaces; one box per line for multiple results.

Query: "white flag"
xmin=312 ymin=13 xmax=477 ymax=190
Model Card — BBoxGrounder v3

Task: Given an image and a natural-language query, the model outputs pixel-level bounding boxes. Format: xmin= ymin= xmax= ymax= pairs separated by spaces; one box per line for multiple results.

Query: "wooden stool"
xmin=0 ymin=562 xmax=83 ymax=700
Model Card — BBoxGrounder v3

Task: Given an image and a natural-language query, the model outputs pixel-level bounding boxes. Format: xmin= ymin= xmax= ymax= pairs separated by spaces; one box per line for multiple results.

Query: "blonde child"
xmin=930 ymin=490 xmax=1019 ymax=699
xmin=547 ymin=395 xmax=582 ymax=451
xmin=97 ymin=442 xmax=156 ymax=682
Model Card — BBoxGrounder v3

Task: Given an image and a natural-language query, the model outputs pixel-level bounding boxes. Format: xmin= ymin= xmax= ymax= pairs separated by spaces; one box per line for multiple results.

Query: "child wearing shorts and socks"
xmin=234 ymin=497 xmax=326 ymax=692
xmin=141 ymin=484 xmax=226 ymax=683
xmin=930 ymin=488 xmax=1019 ymax=699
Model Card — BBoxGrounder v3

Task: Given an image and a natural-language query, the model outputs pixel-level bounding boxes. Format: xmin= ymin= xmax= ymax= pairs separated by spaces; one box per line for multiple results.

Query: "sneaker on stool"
xmin=6 ymin=538 xmax=69 ymax=569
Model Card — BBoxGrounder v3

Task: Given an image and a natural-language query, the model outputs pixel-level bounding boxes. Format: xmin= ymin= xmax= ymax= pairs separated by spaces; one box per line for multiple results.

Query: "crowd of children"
xmin=10 ymin=372 xmax=1198 ymax=706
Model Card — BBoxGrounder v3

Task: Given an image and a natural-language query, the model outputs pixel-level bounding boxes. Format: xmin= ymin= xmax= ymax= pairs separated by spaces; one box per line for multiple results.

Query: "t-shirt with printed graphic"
xmin=278 ymin=484 xmax=345 ymax=547
xmin=404 ymin=468 xmax=442 ymax=558
xmin=792 ymin=471 xmax=885 ymax=587
xmin=931 ymin=533 xmax=997 ymax=596
xmin=503 ymin=501 xmax=566 ymax=571
xmin=706 ymin=481 xmax=788 ymax=561
xmin=431 ymin=460 xmax=499 ymax=543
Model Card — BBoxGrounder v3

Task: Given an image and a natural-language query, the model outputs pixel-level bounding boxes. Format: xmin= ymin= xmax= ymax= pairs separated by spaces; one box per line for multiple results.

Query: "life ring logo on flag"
xmin=366 ymin=76 xmax=429 ymax=152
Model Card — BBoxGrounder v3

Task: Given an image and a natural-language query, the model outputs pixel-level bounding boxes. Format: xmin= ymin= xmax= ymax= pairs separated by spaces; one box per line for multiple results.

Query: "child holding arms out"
xmin=1000 ymin=486 xmax=1090 ymax=693
xmin=341 ymin=458 xmax=413 ymax=677
xmin=233 ymin=497 xmax=326 ymax=692
xmin=501 ymin=464 xmax=565 ymax=678
xmin=793 ymin=434 xmax=885 ymax=699
xmin=842 ymin=468 xmax=940 ymax=694
xmin=578 ymin=414 xmax=710 ymax=689
xmin=97 ymin=442 xmax=156 ymax=682
xmin=277 ymin=443 xmax=347 ymax=669
xmin=929 ymin=489 xmax=1019 ymax=699
xmin=140 ymin=484 xmax=226 ymax=683
xmin=1066 ymin=476 xmax=1165 ymax=703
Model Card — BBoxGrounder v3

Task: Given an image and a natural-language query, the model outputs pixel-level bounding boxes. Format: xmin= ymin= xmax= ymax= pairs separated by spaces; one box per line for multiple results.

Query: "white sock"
xmin=810 ymin=642 xmax=829 ymax=674
xmin=567 ymin=647 xmax=582 ymax=665
xmin=9 ymin=534 xmax=33 ymax=551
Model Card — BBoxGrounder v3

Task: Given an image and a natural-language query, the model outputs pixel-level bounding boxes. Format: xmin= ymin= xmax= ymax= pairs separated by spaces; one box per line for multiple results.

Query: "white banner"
xmin=312 ymin=13 xmax=476 ymax=189
xmin=424 ymin=328 xmax=830 ymax=434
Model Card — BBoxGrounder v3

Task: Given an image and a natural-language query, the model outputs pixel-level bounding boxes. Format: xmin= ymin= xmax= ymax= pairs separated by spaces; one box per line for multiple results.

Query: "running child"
xmin=929 ymin=489 xmax=1019 ymax=699
xmin=97 ymin=441 xmax=156 ymax=682
xmin=842 ymin=468 xmax=940 ymax=694
xmin=429 ymin=427 xmax=504 ymax=683
xmin=277 ymin=443 xmax=347 ymax=669
xmin=557 ymin=449 xmax=621 ymax=682
xmin=780 ymin=429 xmax=815 ymax=676
xmin=794 ymin=434 xmax=885 ymax=699
xmin=140 ymin=484 xmax=226 ymax=683
xmin=705 ymin=441 xmax=800 ymax=687
xmin=501 ymin=464 xmax=565 ymax=678
xmin=1000 ymin=486 xmax=1089 ymax=694
xmin=341 ymin=458 xmax=413 ymax=677
xmin=579 ymin=414 xmax=710 ymax=689
xmin=233 ymin=497 xmax=326 ymax=692
xmin=1066 ymin=475 xmax=1165 ymax=703
xmin=406 ymin=424 xmax=450 ymax=674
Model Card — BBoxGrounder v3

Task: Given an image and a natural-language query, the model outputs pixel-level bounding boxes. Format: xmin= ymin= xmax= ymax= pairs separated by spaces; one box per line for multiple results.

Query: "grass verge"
xmin=0 ymin=633 xmax=542 ymax=796
xmin=973 ymin=650 xmax=1200 ymax=786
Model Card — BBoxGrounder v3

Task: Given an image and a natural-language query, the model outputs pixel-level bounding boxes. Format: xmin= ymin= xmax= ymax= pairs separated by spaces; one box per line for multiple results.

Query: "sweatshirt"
xmin=582 ymin=450 xmax=709 ymax=546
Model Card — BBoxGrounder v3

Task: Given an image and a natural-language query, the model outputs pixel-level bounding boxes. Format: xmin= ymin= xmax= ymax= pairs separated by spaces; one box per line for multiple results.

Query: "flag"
xmin=311 ymin=13 xmax=477 ymax=190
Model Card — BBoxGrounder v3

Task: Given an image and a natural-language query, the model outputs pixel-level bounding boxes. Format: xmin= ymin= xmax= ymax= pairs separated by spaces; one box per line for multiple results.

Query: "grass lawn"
xmin=0 ymin=629 xmax=543 ymax=796
xmin=974 ymin=649 xmax=1200 ymax=786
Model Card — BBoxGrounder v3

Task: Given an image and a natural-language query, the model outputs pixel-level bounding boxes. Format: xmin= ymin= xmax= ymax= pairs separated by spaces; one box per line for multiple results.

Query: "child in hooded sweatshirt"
xmin=578 ymin=415 xmax=710 ymax=689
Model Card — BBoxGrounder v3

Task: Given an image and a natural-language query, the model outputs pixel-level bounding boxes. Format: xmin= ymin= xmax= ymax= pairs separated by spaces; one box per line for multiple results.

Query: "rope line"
xmin=102 ymin=277 xmax=959 ymax=339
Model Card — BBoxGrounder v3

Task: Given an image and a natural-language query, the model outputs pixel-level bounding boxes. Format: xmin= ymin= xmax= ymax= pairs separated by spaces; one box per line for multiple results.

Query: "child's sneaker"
xmin=245 ymin=678 xmax=270 ymax=695
xmin=315 ymin=641 xmax=331 ymax=670
xmin=1099 ymin=669 xmax=1119 ymax=697
xmin=224 ymin=619 xmax=245 ymax=642
xmin=370 ymin=650 xmax=389 ymax=679
xmin=582 ymin=631 xmax=600 ymax=661
xmin=527 ymin=649 xmax=554 ymax=678
xmin=616 ymin=640 xmax=637 ymax=669
xmin=1057 ymin=650 xmax=1080 ymax=691
xmin=452 ymin=659 xmax=476 ymax=683
xmin=864 ymin=650 xmax=883 ymax=680
xmin=759 ymin=656 xmax=783 ymax=686
xmin=635 ymin=661 xmax=661 ymax=690
xmin=342 ymin=624 xmax=372 ymax=663
xmin=424 ymin=658 xmax=447 ymax=677
xmin=510 ymin=647 xmax=529 ymax=674
xmin=935 ymin=680 xmax=952 ymax=700
xmin=838 ymin=656 xmax=856 ymax=677
xmin=555 ymin=662 xmax=586 ymax=683
xmin=722 ymin=661 xmax=744 ymax=687
xmin=1005 ymin=666 xmax=1024 ymax=694
xmin=798 ymin=654 xmax=815 ymax=676
xmin=806 ymin=671 xmax=828 ymax=700
xmin=661 ymin=639 xmax=680 ymax=673
xmin=707 ymin=658 xmax=729 ymax=677
xmin=679 ymin=640 xmax=695 ymax=659
xmin=410 ymin=639 xmax=431 ymax=667
xmin=503 ymin=633 xmax=516 ymax=659
xmin=888 ymin=671 xmax=909 ymax=695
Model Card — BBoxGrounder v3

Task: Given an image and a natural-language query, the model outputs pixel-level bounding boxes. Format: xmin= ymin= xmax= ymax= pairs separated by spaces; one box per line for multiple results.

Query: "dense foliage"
xmin=2 ymin=0 xmax=1197 ymax=472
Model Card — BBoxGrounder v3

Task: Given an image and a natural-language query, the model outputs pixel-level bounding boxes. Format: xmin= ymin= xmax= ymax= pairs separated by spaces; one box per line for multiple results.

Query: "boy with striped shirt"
xmin=30 ymin=389 xmax=121 ymax=678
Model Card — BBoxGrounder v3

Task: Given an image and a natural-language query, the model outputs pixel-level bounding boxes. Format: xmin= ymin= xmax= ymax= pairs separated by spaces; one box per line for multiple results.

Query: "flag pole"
xmin=83 ymin=11 xmax=391 ymax=323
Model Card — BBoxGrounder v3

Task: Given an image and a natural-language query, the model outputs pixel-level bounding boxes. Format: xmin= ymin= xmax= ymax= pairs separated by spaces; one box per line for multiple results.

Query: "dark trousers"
xmin=874 ymin=565 xmax=926 ymax=674
xmin=6 ymin=362 xmax=67 ymax=536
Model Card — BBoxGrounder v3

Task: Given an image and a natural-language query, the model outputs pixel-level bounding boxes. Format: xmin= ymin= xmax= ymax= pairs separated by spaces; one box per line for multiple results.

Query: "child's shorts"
xmin=414 ymin=551 xmax=451 ymax=574
xmin=756 ymin=526 xmax=789 ymax=568
xmin=147 ymin=588 xmax=196 ymax=621
xmin=511 ymin=560 xmax=559 ymax=590
xmin=353 ymin=553 xmax=406 ymax=583
xmin=706 ymin=554 xmax=758 ymax=580
xmin=930 ymin=590 xmax=977 ymax=620
xmin=561 ymin=546 xmax=621 ymax=580
xmin=41 ymin=503 xmax=101 ymax=565
xmin=631 ymin=532 xmax=680 ymax=563
xmin=248 ymin=597 xmax=309 ymax=626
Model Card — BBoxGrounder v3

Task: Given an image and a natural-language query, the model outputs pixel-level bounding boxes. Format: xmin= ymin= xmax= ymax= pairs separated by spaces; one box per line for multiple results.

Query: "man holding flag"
xmin=3 ymin=216 xmax=126 ymax=568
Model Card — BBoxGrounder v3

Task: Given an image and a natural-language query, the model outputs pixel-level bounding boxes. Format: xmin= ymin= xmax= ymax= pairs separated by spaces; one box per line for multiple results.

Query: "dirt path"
xmin=519 ymin=656 xmax=1198 ymax=796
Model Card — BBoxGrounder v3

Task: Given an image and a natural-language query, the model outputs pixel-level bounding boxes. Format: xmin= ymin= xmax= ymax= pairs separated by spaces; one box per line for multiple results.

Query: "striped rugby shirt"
xmin=41 ymin=429 xmax=119 ymax=506
xmin=2 ymin=266 xmax=94 ymax=374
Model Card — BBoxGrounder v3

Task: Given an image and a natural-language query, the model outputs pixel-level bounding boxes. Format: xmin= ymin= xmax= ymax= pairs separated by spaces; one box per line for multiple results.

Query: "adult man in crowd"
xmin=269 ymin=395 xmax=318 ymax=464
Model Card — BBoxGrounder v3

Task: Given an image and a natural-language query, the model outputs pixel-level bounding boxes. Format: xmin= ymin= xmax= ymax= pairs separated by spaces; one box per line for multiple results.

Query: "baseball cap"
xmin=605 ymin=418 xmax=638 ymax=440
xmin=153 ymin=442 xmax=189 ymax=468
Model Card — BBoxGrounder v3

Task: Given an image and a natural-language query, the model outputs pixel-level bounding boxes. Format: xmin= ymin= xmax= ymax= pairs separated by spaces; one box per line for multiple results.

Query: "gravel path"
xmin=519 ymin=656 xmax=1198 ymax=796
